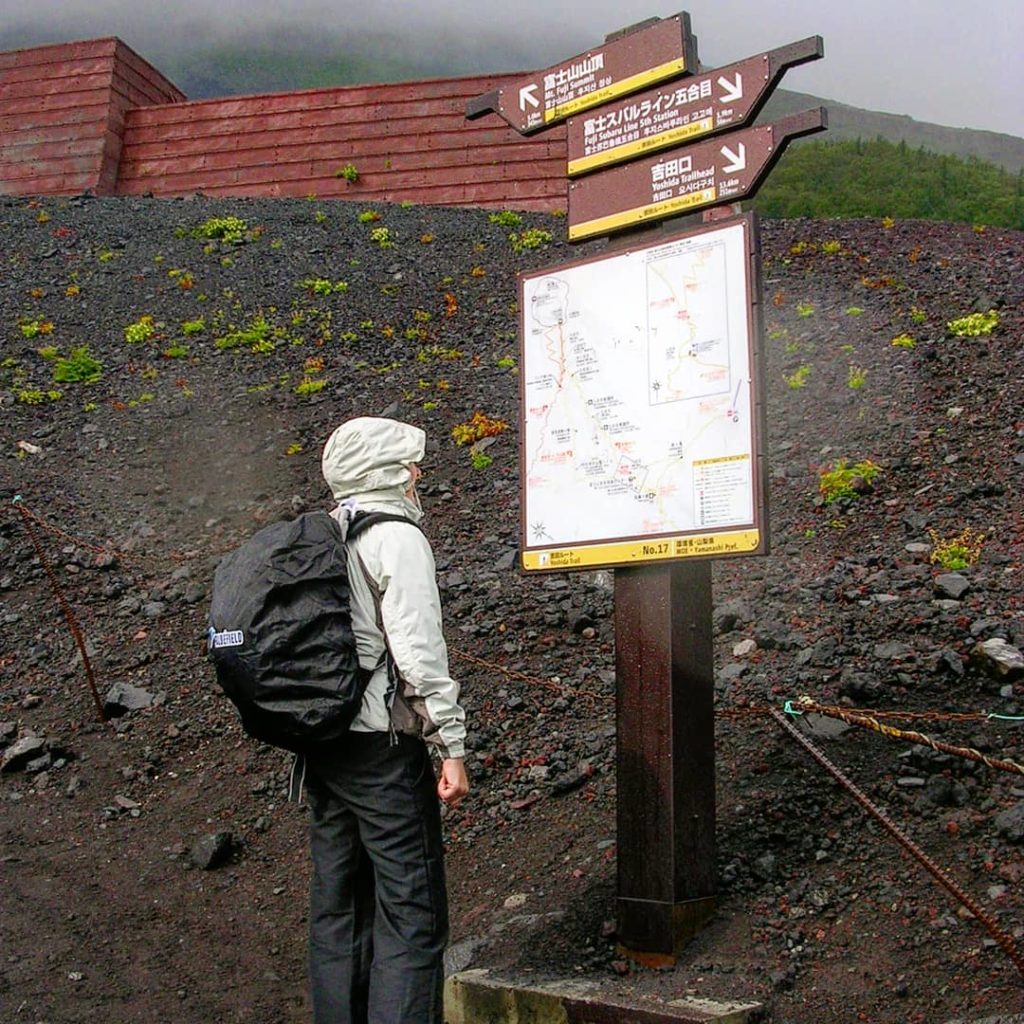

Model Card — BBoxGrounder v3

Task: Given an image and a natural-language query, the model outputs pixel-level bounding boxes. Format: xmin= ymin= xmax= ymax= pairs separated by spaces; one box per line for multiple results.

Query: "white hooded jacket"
xmin=321 ymin=417 xmax=466 ymax=760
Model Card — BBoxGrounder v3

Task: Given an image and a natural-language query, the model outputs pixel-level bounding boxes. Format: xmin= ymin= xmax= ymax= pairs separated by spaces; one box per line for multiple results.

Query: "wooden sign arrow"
xmin=567 ymin=108 xmax=828 ymax=241
xmin=567 ymin=36 xmax=823 ymax=176
xmin=466 ymin=13 xmax=697 ymax=134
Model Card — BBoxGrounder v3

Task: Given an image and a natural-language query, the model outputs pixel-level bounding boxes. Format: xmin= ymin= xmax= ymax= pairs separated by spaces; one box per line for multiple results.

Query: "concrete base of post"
xmin=444 ymin=969 xmax=763 ymax=1023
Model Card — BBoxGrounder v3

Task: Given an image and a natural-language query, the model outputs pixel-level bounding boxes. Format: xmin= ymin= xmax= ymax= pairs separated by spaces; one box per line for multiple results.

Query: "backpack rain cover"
xmin=208 ymin=511 xmax=369 ymax=753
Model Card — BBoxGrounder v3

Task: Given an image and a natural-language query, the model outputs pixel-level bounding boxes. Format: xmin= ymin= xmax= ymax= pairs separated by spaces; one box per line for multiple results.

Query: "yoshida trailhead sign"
xmin=468 ymin=11 xmax=826 ymax=964
xmin=568 ymin=107 xmax=827 ymax=240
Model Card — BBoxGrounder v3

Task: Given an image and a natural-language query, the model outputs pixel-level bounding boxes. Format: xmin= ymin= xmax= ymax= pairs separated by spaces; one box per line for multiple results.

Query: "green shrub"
xmin=929 ymin=527 xmax=984 ymax=571
xmin=819 ymin=459 xmax=881 ymax=504
xmin=53 ymin=347 xmax=103 ymax=383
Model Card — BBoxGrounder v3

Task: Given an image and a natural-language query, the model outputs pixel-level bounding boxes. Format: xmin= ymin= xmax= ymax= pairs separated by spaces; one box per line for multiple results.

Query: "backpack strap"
xmin=346 ymin=510 xmax=421 ymax=541
xmin=344 ymin=511 xmax=421 ymax=744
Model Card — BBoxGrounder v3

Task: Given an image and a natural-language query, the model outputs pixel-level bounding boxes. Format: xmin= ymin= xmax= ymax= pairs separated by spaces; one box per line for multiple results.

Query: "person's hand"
xmin=438 ymin=757 xmax=469 ymax=806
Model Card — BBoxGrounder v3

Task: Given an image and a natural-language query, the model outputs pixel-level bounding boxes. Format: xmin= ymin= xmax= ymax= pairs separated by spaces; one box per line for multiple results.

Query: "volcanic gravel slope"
xmin=1 ymin=194 xmax=1023 ymax=1024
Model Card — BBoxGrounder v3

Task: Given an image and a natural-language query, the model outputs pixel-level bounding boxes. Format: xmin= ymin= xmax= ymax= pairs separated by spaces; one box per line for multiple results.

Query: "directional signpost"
xmin=468 ymin=12 xmax=825 ymax=966
xmin=568 ymin=107 xmax=827 ymax=240
xmin=466 ymin=13 xmax=696 ymax=133
xmin=566 ymin=36 xmax=823 ymax=176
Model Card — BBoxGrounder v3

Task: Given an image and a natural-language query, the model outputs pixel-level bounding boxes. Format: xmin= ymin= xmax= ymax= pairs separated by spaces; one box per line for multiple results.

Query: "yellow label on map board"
xmin=522 ymin=529 xmax=761 ymax=571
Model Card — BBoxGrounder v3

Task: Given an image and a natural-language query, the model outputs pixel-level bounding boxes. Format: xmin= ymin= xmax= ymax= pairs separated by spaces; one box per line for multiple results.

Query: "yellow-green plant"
xmin=847 ymin=365 xmax=867 ymax=389
xmin=947 ymin=310 xmax=999 ymax=337
xmin=124 ymin=316 xmax=156 ymax=344
xmin=795 ymin=302 xmax=814 ymax=318
xmin=336 ymin=164 xmax=359 ymax=183
xmin=214 ymin=314 xmax=275 ymax=351
xmin=299 ymin=278 xmax=348 ymax=295
xmin=891 ymin=333 xmax=916 ymax=348
xmin=509 ymin=228 xmax=552 ymax=253
xmin=193 ymin=216 xmax=249 ymax=243
xmin=929 ymin=527 xmax=984 ymax=571
xmin=295 ymin=377 xmax=326 ymax=396
xmin=785 ymin=364 xmax=811 ymax=389
xmin=19 ymin=319 xmax=54 ymax=338
xmin=818 ymin=459 xmax=881 ymax=504
xmin=489 ymin=210 xmax=523 ymax=228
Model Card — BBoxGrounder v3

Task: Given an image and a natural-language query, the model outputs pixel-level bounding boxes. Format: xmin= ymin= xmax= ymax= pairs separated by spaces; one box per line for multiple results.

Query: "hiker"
xmin=304 ymin=415 xmax=468 ymax=1024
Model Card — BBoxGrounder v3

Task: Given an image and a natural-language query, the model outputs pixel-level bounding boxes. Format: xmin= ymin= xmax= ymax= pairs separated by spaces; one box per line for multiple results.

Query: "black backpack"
xmin=207 ymin=510 xmax=410 ymax=753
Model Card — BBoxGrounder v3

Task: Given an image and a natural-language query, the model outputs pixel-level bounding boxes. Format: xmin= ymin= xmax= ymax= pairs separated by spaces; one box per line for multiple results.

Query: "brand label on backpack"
xmin=208 ymin=627 xmax=245 ymax=649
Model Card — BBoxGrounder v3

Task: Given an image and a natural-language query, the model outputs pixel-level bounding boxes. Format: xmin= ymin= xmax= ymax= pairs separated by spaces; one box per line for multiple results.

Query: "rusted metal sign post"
xmin=469 ymin=12 xmax=824 ymax=963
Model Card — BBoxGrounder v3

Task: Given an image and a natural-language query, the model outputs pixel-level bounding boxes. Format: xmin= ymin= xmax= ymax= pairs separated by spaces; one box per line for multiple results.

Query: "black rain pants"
xmin=305 ymin=732 xmax=448 ymax=1024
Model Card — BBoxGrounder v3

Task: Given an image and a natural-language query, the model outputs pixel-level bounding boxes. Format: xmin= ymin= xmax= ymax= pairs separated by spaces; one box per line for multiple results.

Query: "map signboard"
xmin=465 ymin=13 xmax=696 ymax=134
xmin=519 ymin=214 xmax=767 ymax=572
xmin=566 ymin=36 xmax=823 ymax=176
xmin=568 ymin=107 xmax=826 ymax=240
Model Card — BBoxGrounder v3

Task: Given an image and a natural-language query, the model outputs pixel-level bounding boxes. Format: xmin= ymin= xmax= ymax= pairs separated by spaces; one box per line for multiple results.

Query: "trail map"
xmin=520 ymin=218 xmax=764 ymax=570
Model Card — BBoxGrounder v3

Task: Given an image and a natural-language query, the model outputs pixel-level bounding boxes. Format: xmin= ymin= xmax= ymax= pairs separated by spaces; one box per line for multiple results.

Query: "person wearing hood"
xmin=305 ymin=416 xmax=468 ymax=1024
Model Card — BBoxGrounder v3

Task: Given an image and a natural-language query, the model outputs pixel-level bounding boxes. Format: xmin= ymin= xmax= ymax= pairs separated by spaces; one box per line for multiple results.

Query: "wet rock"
xmin=714 ymin=599 xmax=753 ymax=634
xmin=874 ymin=641 xmax=914 ymax=660
xmin=971 ymin=638 xmax=1024 ymax=681
xmin=1 ymin=735 xmax=47 ymax=773
xmin=993 ymin=802 xmax=1024 ymax=843
xmin=190 ymin=831 xmax=235 ymax=869
xmin=933 ymin=573 xmax=970 ymax=600
xmin=796 ymin=713 xmax=852 ymax=741
xmin=103 ymin=682 xmax=156 ymax=717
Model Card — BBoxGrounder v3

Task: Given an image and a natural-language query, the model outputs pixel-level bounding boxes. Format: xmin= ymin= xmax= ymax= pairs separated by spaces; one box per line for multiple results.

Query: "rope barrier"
xmin=10 ymin=497 xmax=106 ymax=723
xmin=785 ymin=697 xmax=1024 ymax=776
xmin=773 ymin=708 xmax=1024 ymax=981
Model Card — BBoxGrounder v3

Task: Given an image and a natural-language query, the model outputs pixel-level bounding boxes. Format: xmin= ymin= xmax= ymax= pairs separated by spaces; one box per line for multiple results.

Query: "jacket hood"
xmin=321 ymin=417 xmax=425 ymax=503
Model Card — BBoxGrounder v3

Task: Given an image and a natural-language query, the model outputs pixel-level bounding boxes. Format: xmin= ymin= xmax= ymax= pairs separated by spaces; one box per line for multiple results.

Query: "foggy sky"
xmin=2 ymin=0 xmax=1021 ymax=138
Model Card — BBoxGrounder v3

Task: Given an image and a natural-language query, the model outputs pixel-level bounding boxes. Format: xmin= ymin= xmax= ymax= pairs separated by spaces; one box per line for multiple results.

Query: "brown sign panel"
xmin=465 ymin=13 xmax=697 ymax=135
xmin=567 ymin=36 xmax=823 ymax=176
xmin=567 ymin=108 xmax=827 ymax=241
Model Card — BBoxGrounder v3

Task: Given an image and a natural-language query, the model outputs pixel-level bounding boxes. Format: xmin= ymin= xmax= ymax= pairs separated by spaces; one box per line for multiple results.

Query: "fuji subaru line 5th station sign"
xmin=468 ymin=12 xmax=826 ymax=962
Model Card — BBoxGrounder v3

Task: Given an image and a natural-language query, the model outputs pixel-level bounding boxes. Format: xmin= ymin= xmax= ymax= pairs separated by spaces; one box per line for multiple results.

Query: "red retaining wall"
xmin=0 ymin=38 xmax=568 ymax=212
xmin=0 ymin=38 xmax=184 ymax=196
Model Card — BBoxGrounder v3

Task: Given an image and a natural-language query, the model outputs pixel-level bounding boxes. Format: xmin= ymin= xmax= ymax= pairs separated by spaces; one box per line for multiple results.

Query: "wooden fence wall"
xmin=0 ymin=38 xmax=569 ymax=212
xmin=0 ymin=38 xmax=185 ymax=196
